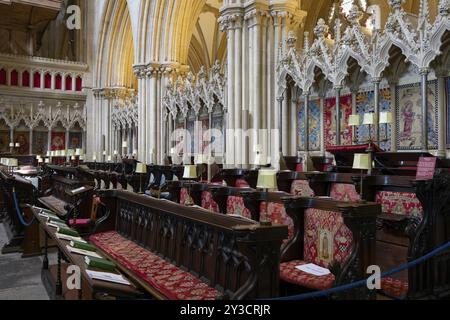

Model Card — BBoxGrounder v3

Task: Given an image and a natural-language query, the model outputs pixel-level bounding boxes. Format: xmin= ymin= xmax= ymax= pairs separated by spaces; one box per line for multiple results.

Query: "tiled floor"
xmin=0 ymin=223 xmax=49 ymax=300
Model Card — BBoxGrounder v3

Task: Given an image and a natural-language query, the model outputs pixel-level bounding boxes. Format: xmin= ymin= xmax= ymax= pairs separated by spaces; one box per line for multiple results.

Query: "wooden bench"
xmin=356 ymin=173 xmax=450 ymax=299
xmin=90 ymin=190 xmax=288 ymax=300
xmin=38 ymin=165 xmax=96 ymax=227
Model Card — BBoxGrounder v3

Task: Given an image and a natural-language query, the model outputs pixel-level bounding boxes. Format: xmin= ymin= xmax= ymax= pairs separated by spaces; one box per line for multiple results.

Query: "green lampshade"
xmin=257 ymin=169 xmax=277 ymax=189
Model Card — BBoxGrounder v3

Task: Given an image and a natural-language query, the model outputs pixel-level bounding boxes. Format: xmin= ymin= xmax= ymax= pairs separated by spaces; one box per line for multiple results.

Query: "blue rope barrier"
xmin=11 ymin=189 xmax=35 ymax=227
xmin=267 ymin=240 xmax=450 ymax=301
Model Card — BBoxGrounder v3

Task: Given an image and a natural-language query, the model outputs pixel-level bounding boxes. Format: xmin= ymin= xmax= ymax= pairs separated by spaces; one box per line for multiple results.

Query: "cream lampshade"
xmin=107 ymin=155 xmax=112 ymax=162
xmin=254 ymin=144 xmax=262 ymax=153
xmin=79 ymin=155 xmax=84 ymax=161
xmin=7 ymin=158 xmax=18 ymax=167
xmin=75 ymin=148 xmax=83 ymax=156
xmin=379 ymin=111 xmax=393 ymax=124
xmin=122 ymin=141 xmax=128 ymax=148
xmin=46 ymin=151 xmax=51 ymax=157
xmin=348 ymin=114 xmax=361 ymax=126
xmin=102 ymin=150 xmax=107 ymax=156
xmin=195 ymin=154 xmax=208 ymax=164
xmin=93 ymin=154 xmax=97 ymax=161
xmin=114 ymin=150 xmax=118 ymax=156
xmin=71 ymin=156 xmax=76 ymax=160
xmin=170 ymin=147 xmax=175 ymax=155
xmin=183 ymin=165 xmax=197 ymax=179
xmin=133 ymin=149 xmax=138 ymax=156
xmin=353 ymin=154 xmax=371 ymax=170
xmin=135 ymin=163 xmax=147 ymax=174
xmin=257 ymin=169 xmax=278 ymax=190
xmin=38 ymin=158 xmax=43 ymax=164
xmin=15 ymin=143 xmax=20 ymax=148
xmin=45 ymin=159 xmax=50 ymax=164
xmin=36 ymin=155 xmax=41 ymax=160
xmin=9 ymin=143 xmax=14 ymax=148
xmin=363 ymin=113 xmax=376 ymax=125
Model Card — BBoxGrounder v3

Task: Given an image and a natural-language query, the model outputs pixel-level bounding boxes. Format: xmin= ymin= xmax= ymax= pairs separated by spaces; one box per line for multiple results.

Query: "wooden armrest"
xmin=378 ymin=213 xmax=408 ymax=222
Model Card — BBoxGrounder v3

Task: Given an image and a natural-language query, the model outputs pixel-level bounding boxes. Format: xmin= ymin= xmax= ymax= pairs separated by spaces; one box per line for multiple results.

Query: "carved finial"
xmin=314 ymin=18 xmax=329 ymax=38
xmin=418 ymin=0 xmax=429 ymax=29
xmin=347 ymin=4 xmax=363 ymax=25
xmin=438 ymin=0 xmax=449 ymax=16
xmin=287 ymin=30 xmax=297 ymax=48
xmin=388 ymin=0 xmax=405 ymax=11
xmin=303 ymin=32 xmax=310 ymax=51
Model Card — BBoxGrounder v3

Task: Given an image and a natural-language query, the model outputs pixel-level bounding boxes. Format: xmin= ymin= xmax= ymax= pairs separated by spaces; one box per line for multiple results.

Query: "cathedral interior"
xmin=0 ymin=0 xmax=450 ymax=303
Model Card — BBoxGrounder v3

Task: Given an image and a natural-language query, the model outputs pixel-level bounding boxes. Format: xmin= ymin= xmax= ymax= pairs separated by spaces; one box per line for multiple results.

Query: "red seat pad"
xmin=69 ymin=219 xmax=91 ymax=226
xmin=279 ymin=260 xmax=335 ymax=291
xmin=381 ymin=277 xmax=408 ymax=299
xmin=90 ymin=231 xmax=222 ymax=300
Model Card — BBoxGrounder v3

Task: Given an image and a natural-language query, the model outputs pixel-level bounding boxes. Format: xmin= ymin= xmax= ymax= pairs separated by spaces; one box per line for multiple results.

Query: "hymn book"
xmin=295 ymin=263 xmax=331 ymax=276
xmin=86 ymin=270 xmax=131 ymax=286
xmin=66 ymin=245 xmax=102 ymax=258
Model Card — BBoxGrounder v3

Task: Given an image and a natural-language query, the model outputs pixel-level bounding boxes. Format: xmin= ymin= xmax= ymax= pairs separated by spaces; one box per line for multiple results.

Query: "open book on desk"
xmin=86 ymin=270 xmax=131 ymax=286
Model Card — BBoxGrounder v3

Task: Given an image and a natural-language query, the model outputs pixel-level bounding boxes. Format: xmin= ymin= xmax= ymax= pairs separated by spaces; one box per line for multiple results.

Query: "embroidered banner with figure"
xmin=32 ymin=131 xmax=48 ymax=155
xmin=50 ymin=132 xmax=66 ymax=151
xmin=324 ymin=94 xmax=353 ymax=147
xmin=298 ymin=99 xmax=321 ymax=151
xmin=396 ymin=81 xmax=438 ymax=150
xmin=14 ymin=131 xmax=29 ymax=155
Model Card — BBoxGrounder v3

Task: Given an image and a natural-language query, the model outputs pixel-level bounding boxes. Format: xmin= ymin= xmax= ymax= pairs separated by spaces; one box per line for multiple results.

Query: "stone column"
xmin=234 ymin=15 xmax=243 ymax=167
xmin=290 ymin=88 xmax=298 ymax=155
xmin=389 ymin=80 xmax=397 ymax=152
xmin=29 ymin=128 xmax=33 ymax=154
xmin=373 ymin=78 xmax=381 ymax=143
xmin=303 ymin=92 xmax=310 ymax=155
xmin=134 ymin=66 xmax=147 ymax=162
xmin=335 ymin=86 xmax=342 ymax=146
xmin=420 ymin=69 xmax=429 ymax=152
xmin=437 ymin=73 xmax=447 ymax=158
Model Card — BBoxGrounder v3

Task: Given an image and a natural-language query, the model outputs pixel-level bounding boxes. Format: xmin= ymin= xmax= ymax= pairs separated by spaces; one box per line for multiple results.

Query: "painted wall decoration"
xmin=68 ymin=132 xmax=82 ymax=149
xmin=298 ymin=99 xmax=321 ymax=151
xmin=0 ymin=131 xmax=10 ymax=152
xmin=324 ymin=94 xmax=353 ymax=147
xmin=446 ymin=78 xmax=450 ymax=148
xmin=355 ymin=88 xmax=391 ymax=151
xmin=396 ymin=81 xmax=438 ymax=150
xmin=14 ymin=131 xmax=29 ymax=155
xmin=32 ymin=131 xmax=48 ymax=155
xmin=50 ymin=132 xmax=66 ymax=151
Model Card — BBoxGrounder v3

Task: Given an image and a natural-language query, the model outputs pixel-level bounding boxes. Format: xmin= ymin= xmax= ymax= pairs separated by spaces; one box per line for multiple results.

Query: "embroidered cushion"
xmin=235 ymin=179 xmax=250 ymax=188
xmin=180 ymin=187 xmax=189 ymax=205
xmin=226 ymin=196 xmax=252 ymax=219
xmin=260 ymin=202 xmax=294 ymax=247
xmin=279 ymin=260 xmax=335 ymax=291
xmin=90 ymin=231 xmax=221 ymax=300
xmin=375 ymin=191 xmax=423 ymax=218
xmin=303 ymin=208 xmax=353 ymax=268
xmin=381 ymin=277 xmax=408 ymax=299
xmin=329 ymin=183 xmax=361 ymax=202
xmin=201 ymin=191 xmax=219 ymax=213
xmin=290 ymin=180 xmax=315 ymax=197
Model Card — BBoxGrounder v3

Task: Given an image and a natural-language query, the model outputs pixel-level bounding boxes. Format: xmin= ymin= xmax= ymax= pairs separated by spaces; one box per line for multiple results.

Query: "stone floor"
xmin=0 ymin=223 xmax=49 ymax=300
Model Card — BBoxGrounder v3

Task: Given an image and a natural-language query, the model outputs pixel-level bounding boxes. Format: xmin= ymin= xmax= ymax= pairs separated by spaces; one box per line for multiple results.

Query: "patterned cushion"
xmin=381 ymin=277 xmax=408 ymax=299
xmin=375 ymin=191 xmax=423 ymax=218
xmin=280 ymin=260 xmax=335 ymax=291
xmin=260 ymin=202 xmax=294 ymax=246
xmin=235 ymin=179 xmax=250 ymax=188
xmin=329 ymin=183 xmax=361 ymax=202
xmin=290 ymin=180 xmax=315 ymax=197
xmin=304 ymin=208 xmax=353 ymax=268
xmin=226 ymin=196 xmax=252 ymax=219
xmin=180 ymin=187 xmax=190 ymax=205
xmin=90 ymin=231 xmax=221 ymax=300
xmin=201 ymin=191 xmax=219 ymax=213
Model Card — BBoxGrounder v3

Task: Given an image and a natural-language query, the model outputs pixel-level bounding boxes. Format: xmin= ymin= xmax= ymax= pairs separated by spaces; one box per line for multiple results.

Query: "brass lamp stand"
xmin=183 ymin=165 xmax=197 ymax=206
xmin=352 ymin=153 xmax=372 ymax=203
xmin=256 ymin=169 xmax=278 ymax=226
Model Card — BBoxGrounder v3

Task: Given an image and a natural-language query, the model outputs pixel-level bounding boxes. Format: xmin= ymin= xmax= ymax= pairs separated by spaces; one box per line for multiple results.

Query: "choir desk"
xmin=31 ymin=206 xmax=141 ymax=300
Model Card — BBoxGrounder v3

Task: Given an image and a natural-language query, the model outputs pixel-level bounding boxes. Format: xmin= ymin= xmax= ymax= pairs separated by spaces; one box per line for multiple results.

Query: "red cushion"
xmin=226 ymin=196 xmax=252 ymax=219
xmin=235 ymin=179 xmax=250 ymax=188
xmin=329 ymin=183 xmax=361 ymax=202
xmin=280 ymin=260 xmax=335 ymax=291
xmin=381 ymin=277 xmax=408 ymax=299
xmin=201 ymin=191 xmax=219 ymax=213
xmin=260 ymin=202 xmax=294 ymax=247
xmin=290 ymin=180 xmax=315 ymax=197
xmin=375 ymin=191 xmax=423 ymax=218
xmin=180 ymin=188 xmax=189 ymax=205
xmin=69 ymin=219 xmax=91 ymax=226
xmin=90 ymin=231 xmax=221 ymax=300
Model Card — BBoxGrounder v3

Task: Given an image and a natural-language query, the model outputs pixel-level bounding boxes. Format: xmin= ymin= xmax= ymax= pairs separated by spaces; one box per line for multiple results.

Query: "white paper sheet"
xmin=86 ymin=270 xmax=131 ymax=286
xmin=295 ymin=263 xmax=331 ymax=276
